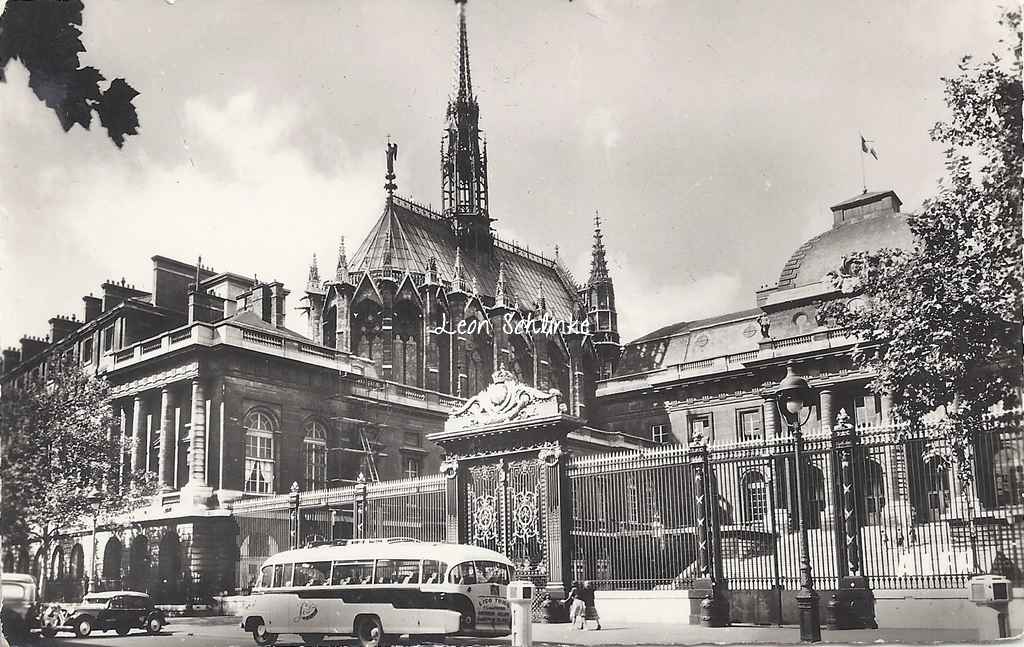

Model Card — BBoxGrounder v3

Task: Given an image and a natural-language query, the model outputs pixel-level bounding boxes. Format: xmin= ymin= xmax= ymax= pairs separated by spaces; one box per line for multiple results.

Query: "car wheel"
xmin=75 ymin=617 xmax=94 ymax=638
xmin=300 ymin=633 xmax=324 ymax=646
xmin=354 ymin=615 xmax=387 ymax=647
xmin=251 ymin=621 xmax=278 ymax=646
xmin=116 ymin=622 xmax=132 ymax=636
xmin=146 ymin=616 xmax=163 ymax=634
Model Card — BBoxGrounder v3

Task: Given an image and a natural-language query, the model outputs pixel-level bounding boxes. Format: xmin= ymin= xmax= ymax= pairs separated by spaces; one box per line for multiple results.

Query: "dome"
xmin=776 ymin=190 xmax=915 ymax=290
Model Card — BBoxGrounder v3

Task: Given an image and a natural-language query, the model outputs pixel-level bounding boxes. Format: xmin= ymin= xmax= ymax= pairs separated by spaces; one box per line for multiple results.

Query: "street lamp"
xmin=772 ymin=364 xmax=820 ymax=643
xmin=84 ymin=487 xmax=102 ymax=594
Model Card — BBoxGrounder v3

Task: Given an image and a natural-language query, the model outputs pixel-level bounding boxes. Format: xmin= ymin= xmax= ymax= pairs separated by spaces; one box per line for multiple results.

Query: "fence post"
xmin=829 ymin=410 xmax=877 ymax=629
xmin=539 ymin=445 xmax=571 ymax=602
xmin=687 ymin=442 xmax=730 ymax=627
xmin=441 ymin=458 xmax=465 ymax=544
xmin=288 ymin=482 xmax=301 ymax=549
xmin=353 ymin=474 xmax=368 ymax=540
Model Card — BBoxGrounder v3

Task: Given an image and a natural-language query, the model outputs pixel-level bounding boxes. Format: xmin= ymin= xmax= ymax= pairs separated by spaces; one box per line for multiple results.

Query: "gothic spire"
xmin=495 ymin=260 xmax=511 ymax=307
xmin=336 ymin=236 xmax=350 ymax=283
xmin=588 ymin=211 xmax=610 ymax=284
xmin=441 ymin=0 xmax=492 ymax=255
xmin=307 ymin=254 xmax=320 ymax=290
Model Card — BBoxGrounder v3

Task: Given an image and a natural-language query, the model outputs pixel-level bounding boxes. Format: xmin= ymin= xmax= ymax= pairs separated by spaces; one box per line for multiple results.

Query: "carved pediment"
xmin=445 ymin=364 xmax=565 ymax=432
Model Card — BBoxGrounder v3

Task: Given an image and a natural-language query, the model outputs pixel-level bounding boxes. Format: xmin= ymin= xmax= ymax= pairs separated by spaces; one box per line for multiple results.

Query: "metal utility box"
xmin=968 ymin=574 xmax=1012 ymax=604
xmin=508 ymin=581 xmax=534 ymax=601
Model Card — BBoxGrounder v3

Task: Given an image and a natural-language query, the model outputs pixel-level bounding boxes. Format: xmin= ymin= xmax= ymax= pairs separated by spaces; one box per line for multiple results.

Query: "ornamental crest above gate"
xmin=445 ymin=364 xmax=565 ymax=432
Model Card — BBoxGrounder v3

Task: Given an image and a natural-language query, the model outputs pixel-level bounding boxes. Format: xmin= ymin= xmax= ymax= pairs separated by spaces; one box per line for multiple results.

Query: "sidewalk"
xmin=171 ymin=616 xmax=986 ymax=644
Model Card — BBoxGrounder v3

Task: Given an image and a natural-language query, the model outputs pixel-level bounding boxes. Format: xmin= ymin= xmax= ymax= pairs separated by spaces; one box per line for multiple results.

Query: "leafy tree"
xmin=0 ymin=0 xmax=140 ymax=147
xmin=822 ymin=11 xmax=1023 ymax=483
xmin=1 ymin=358 xmax=157 ymax=599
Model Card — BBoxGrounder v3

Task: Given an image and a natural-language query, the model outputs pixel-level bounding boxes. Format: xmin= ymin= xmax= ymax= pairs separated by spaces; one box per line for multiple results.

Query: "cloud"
xmin=0 ymin=72 xmax=384 ymax=343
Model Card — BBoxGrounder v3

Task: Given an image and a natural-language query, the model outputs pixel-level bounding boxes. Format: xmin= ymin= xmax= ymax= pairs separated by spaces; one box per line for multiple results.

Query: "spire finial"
xmin=452 ymin=247 xmax=468 ymax=292
xmin=336 ymin=236 xmax=350 ymax=283
xmin=307 ymin=254 xmax=320 ymax=289
xmin=495 ymin=260 xmax=510 ymax=306
xmin=456 ymin=0 xmax=472 ymax=103
xmin=385 ymin=136 xmax=398 ymax=197
xmin=589 ymin=210 xmax=610 ymax=283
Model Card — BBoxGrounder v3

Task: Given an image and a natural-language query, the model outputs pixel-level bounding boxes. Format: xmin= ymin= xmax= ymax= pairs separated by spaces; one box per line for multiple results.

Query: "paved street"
xmin=8 ymin=616 xmax=985 ymax=647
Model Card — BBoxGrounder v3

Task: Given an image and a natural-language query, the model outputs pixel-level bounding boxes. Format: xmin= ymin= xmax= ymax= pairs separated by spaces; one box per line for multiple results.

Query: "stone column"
xmin=189 ymin=378 xmax=207 ymax=487
xmin=763 ymin=397 xmax=782 ymax=438
xmin=131 ymin=395 xmax=144 ymax=473
xmin=820 ymin=388 xmax=835 ymax=434
xmin=159 ymin=386 xmax=175 ymax=491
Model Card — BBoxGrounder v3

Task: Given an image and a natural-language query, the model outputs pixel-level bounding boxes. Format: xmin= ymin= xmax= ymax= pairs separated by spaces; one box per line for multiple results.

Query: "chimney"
xmin=83 ymin=294 xmax=102 ymax=322
xmin=2 ymin=348 xmax=21 ymax=374
xmin=268 ymin=282 xmax=288 ymax=327
xmin=20 ymin=336 xmax=48 ymax=360
xmin=49 ymin=315 xmax=82 ymax=343
xmin=830 ymin=190 xmax=902 ymax=228
xmin=243 ymin=284 xmax=272 ymax=323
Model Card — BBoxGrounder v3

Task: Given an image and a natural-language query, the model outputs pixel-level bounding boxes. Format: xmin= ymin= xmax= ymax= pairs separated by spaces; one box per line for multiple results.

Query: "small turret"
xmin=307 ymin=254 xmax=321 ymax=290
xmin=586 ymin=211 xmax=620 ymax=378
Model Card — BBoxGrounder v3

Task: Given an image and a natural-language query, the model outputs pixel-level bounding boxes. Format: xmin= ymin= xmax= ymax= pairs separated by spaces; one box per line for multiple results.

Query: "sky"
xmin=0 ymin=0 xmax=1008 ymax=348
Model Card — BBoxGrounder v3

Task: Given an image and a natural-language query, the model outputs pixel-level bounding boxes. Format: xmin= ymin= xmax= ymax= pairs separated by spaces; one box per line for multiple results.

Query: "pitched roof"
xmin=349 ymin=196 xmax=580 ymax=321
xmin=629 ymin=307 xmax=764 ymax=345
xmin=227 ymin=310 xmax=312 ymax=343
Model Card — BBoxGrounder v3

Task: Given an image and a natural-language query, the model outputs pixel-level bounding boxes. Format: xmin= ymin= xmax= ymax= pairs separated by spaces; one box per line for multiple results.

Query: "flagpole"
xmin=859 ymin=135 xmax=867 ymax=194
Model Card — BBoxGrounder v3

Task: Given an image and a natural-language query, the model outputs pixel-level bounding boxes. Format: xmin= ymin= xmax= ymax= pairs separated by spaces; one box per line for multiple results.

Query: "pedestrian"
xmin=580 ymin=580 xmax=601 ymax=630
xmin=564 ymin=581 xmax=585 ymax=629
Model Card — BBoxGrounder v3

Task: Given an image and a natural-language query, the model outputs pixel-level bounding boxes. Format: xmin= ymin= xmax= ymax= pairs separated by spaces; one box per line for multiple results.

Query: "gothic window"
xmin=304 ymin=419 xmax=327 ymax=491
xmin=738 ymin=408 xmax=763 ymax=442
xmin=394 ymin=300 xmax=422 ymax=388
xmin=741 ymin=471 xmax=767 ymax=522
xmin=244 ymin=409 xmax=277 ymax=494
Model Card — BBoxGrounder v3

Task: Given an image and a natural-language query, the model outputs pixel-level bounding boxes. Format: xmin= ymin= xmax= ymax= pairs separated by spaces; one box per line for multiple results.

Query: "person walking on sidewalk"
xmin=579 ymin=580 xmax=601 ymax=630
xmin=565 ymin=581 xmax=586 ymax=629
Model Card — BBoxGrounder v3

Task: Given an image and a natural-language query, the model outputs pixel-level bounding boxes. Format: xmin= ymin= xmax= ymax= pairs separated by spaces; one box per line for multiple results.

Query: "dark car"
xmin=62 ymin=591 xmax=166 ymax=637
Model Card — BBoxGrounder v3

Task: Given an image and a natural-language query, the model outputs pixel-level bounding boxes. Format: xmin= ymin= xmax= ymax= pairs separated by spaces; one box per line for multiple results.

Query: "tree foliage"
xmin=1 ymin=359 xmax=157 ymax=591
xmin=822 ymin=11 xmax=1023 ymax=478
xmin=0 ymin=0 xmax=140 ymax=147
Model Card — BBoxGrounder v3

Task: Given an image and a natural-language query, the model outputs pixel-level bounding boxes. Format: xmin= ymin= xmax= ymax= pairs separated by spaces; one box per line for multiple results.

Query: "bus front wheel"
xmin=252 ymin=620 xmax=278 ymax=646
xmin=354 ymin=615 xmax=388 ymax=647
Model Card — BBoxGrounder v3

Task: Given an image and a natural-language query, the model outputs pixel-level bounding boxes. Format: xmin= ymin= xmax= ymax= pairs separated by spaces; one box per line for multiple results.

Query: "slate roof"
xmin=349 ymin=196 xmax=581 ymax=321
xmin=227 ymin=310 xmax=312 ymax=343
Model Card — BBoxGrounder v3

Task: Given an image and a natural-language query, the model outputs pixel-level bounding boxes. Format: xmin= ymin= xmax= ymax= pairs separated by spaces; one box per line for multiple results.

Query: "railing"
xmin=169 ymin=329 xmax=191 ymax=344
xmin=726 ymin=350 xmax=759 ymax=364
xmin=114 ymin=348 xmax=135 ymax=362
xmin=773 ymin=333 xmax=815 ymax=349
xmin=567 ymin=412 xmax=1024 ymax=592
xmin=242 ymin=329 xmax=284 ymax=349
xmin=297 ymin=343 xmax=336 ymax=359
xmin=141 ymin=338 xmax=162 ymax=354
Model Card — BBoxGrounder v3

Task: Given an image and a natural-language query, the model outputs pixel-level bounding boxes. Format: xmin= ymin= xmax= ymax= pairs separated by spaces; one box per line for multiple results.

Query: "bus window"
xmin=448 ymin=562 xmax=478 ymax=585
xmin=477 ymin=561 xmax=511 ymax=585
xmin=293 ymin=562 xmax=331 ymax=586
xmin=422 ymin=560 xmax=447 ymax=584
xmin=332 ymin=560 xmax=373 ymax=586
xmin=373 ymin=560 xmax=414 ymax=584
xmin=258 ymin=565 xmax=274 ymax=589
xmin=273 ymin=563 xmax=293 ymax=588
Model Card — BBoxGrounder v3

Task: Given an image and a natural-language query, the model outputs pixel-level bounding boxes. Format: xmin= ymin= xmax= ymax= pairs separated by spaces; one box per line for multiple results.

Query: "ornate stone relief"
xmin=446 ymin=364 xmax=564 ymax=431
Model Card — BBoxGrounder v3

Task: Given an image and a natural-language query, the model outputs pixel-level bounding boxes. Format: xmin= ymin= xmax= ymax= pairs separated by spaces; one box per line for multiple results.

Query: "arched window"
xmin=102 ymin=538 xmax=123 ymax=580
xmin=244 ymin=409 xmax=277 ymax=494
xmin=741 ymin=471 xmax=767 ymax=523
xmin=69 ymin=544 xmax=85 ymax=580
xmin=51 ymin=546 xmax=66 ymax=580
xmin=304 ymin=419 xmax=328 ymax=491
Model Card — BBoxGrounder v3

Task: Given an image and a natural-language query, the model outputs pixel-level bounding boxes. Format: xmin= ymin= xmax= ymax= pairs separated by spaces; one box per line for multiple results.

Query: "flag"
xmin=861 ymin=135 xmax=878 ymax=160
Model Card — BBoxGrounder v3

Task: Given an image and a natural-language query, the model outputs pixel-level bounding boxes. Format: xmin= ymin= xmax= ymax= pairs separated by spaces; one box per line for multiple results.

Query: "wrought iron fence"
xmin=568 ymin=410 xmax=1024 ymax=592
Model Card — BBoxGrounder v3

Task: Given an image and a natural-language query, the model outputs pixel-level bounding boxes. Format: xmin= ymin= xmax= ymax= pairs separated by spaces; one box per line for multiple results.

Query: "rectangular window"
xmin=245 ymin=433 xmax=275 ymax=494
xmin=331 ymin=560 xmax=374 ymax=586
xmin=688 ymin=413 xmax=713 ymax=445
xmin=738 ymin=408 xmax=763 ymax=442
xmin=81 ymin=338 xmax=94 ymax=364
xmin=854 ymin=396 xmax=867 ymax=427
xmin=422 ymin=560 xmax=447 ymax=585
xmin=404 ymin=456 xmax=421 ymax=480
xmin=291 ymin=561 xmax=331 ymax=587
xmin=102 ymin=325 xmax=115 ymax=352
xmin=272 ymin=563 xmax=292 ymax=588
xmin=403 ymin=432 xmax=421 ymax=447
xmin=374 ymin=559 xmax=421 ymax=585
xmin=650 ymin=424 xmax=669 ymax=444
xmin=304 ymin=441 xmax=326 ymax=490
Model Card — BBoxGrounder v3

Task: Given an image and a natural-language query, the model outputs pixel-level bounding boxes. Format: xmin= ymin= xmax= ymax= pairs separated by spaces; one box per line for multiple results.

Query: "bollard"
xmin=508 ymin=580 xmax=534 ymax=647
xmin=967 ymin=574 xmax=1013 ymax=640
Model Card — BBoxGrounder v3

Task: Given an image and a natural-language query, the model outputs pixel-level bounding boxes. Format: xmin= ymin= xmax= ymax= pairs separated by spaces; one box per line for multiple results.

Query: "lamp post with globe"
xmin=772 ymin=364 xmax=820 ymax=643
xmin=84 ymin=487 xmax=102 ymax=593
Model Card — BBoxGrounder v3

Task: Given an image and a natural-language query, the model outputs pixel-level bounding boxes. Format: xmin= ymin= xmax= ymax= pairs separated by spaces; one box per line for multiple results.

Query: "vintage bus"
xmin=240 ymin=539 xmax=513 ymax=647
